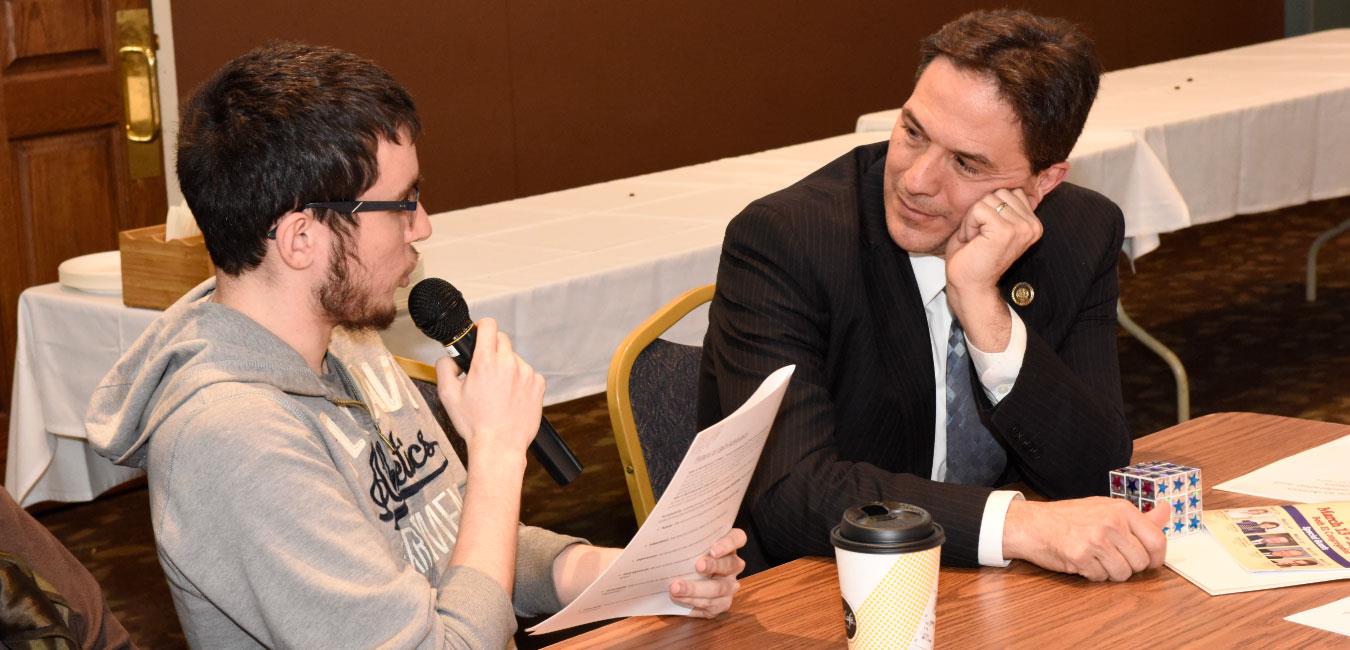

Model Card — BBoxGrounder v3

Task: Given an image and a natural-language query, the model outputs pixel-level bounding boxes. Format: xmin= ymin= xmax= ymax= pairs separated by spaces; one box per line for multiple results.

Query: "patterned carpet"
xmin=29 ymin=197 xmax=1349 ymax=648
xmin=1116 ymin=198 xmax=1349 ymax=430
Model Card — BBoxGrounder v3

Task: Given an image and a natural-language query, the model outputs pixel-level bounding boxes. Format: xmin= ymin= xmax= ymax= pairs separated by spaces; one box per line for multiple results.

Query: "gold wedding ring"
xmin=995 ymin=201 xmax=1009 ymax=215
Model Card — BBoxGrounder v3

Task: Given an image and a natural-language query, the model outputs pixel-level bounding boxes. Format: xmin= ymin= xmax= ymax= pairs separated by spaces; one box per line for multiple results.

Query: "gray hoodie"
xmin=86 ymin=280 xmax=580 ymax=649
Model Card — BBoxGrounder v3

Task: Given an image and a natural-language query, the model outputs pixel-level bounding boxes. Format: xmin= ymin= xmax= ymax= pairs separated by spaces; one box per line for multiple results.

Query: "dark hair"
xmin=916 ymin=10 xmax=1100 ymax=173
xmin=177 ymin=42 xmax=421 ymax=275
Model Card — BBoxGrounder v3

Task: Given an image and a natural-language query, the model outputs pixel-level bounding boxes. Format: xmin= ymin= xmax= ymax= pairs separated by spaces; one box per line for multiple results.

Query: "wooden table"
xmin=546 ymin=413 xmax=1349 ymax=648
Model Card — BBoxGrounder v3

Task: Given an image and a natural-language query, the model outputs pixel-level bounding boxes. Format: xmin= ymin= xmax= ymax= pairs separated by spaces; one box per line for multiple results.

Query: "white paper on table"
xmin=1164 ymin=529 xmax=1349 ymax=595
xmin=1285 ymin=596 xmax=1350 ymax=637
xmin=1214 ymin=434 xmax=1350 ymax=502
xmin=528 ymin=365 xmax=795 ymax=635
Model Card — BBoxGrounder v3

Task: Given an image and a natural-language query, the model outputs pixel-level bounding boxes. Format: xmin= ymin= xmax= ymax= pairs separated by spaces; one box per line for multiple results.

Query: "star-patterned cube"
xmin=1109 ymin=461 xmax=1203 ymax=538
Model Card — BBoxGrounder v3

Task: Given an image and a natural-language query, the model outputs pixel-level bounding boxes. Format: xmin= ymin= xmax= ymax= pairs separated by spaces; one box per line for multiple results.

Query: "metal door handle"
xmin=119 ymin=44 xmax=161 ymax=143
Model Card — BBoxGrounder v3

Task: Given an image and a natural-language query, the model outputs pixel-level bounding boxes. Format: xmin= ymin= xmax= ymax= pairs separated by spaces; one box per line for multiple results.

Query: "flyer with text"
xmin=528 ymin=366 xmax=795 ymax=634
xmin=1203 ymin=502 xmax=1350 ymax=572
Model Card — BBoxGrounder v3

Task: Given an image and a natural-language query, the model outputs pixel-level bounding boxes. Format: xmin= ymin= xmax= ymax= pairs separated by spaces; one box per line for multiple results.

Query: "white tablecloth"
xmin=1089 ymin=28 xmax=1350 ymax=223
xmin=857 ymin=29 xmax=1350 ymax=236
xmin=6 ymin=287 xmax=151 ymax=504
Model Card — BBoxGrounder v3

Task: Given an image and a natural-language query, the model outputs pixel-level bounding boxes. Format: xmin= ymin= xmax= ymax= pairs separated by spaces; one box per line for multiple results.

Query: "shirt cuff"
xmin=977 ymin=490 xmax=1024 ymax=567
xmin=966 ymin=305 xmax=1026 ymax=404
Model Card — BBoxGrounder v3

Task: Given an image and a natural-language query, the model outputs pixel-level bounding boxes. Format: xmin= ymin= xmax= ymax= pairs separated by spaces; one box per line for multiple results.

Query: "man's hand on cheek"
xmin=944 ymin=188 xmax=1043 ymax=352
xmin=945 ymin=188 xmax=1043 ymax=292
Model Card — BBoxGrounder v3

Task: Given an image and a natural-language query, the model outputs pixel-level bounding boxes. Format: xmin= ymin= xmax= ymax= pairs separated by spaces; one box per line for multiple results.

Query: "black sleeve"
xmin=701 ymin=204 xmax=992 ymax=567
xmin=987 ymin=197 xmax=1133 ymax=499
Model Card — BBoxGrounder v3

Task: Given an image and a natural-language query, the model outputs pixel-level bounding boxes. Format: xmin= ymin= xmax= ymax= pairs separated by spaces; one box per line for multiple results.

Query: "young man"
xmin=86 ymin=43 xmax=743 ymax=648
xmin=700 ymin=10 xmax=1168 ymax=581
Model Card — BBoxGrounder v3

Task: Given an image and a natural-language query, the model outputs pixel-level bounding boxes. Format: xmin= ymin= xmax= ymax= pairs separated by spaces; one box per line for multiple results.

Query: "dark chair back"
xmin=627 ymin=339 xmax=703 ymax=503
xmin=607 ymin=284 xmax=715 ymax=525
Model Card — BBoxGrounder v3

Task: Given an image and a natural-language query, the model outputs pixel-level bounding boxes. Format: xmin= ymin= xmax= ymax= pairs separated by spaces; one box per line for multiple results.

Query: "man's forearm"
xmin=551 ymin=544 xmax=621 ymax=604
xmin=946 ymin=283 xmax=1012 ymax=353
xmin=449 ymin=453 xmax=528 ymax=598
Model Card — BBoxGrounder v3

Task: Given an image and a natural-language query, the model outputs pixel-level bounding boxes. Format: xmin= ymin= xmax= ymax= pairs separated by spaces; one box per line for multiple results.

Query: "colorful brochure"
xmin=1203 ymin=503 xmax=1350 ymax=572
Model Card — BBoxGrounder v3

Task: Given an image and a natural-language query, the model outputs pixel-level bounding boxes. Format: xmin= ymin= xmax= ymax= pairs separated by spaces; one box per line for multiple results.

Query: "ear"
xmin=1026 ymin=161 xmax=1069 ymax=210
xmin=270 ymin=210 xmax=324 ymax=271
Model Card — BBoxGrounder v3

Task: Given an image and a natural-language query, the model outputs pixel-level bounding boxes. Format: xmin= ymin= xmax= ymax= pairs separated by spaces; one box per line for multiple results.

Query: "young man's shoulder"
xmin=152 ymin=382 xmax=326 ymax=463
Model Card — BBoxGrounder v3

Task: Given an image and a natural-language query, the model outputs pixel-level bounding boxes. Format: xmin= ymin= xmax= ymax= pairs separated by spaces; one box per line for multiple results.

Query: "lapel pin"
xmin=1010 ymin=282 xmax=1035 ymax=307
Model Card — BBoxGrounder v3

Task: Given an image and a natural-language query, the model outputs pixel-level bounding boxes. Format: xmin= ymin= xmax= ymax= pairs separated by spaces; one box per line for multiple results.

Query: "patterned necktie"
xmin=945 ymin=317 xmax=1008 ymax=485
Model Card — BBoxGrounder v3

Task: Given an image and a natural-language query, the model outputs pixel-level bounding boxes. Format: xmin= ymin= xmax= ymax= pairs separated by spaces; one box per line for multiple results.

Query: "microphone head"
xmin=408 ymin=278 xmax=472 ymax=345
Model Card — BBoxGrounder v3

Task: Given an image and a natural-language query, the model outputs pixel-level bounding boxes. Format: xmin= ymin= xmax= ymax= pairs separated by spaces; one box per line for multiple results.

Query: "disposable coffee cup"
xmin=830 ymin=501 xmax=945 ymax=650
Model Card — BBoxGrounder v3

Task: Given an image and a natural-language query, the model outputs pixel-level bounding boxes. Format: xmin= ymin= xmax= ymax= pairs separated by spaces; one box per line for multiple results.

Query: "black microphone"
xmin=407 ymin=277 xmax=584 ymax=486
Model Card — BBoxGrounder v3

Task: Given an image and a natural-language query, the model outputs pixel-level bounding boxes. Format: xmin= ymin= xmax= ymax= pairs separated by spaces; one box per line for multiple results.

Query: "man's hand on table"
xmin=1002 ymin=497 xmax=1169 ymax=582
xmin=668 ymin=528 xmax=748 ymax=618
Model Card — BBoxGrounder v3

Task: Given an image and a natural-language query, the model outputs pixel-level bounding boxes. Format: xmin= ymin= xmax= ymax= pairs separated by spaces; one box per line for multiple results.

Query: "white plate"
xmin=58 ymin=250 xmax=122 ymax=295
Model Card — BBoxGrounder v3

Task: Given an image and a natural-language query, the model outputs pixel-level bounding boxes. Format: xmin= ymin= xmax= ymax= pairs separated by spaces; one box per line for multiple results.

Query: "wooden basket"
xmin=119 ymin=224 xmax=215 ymax=310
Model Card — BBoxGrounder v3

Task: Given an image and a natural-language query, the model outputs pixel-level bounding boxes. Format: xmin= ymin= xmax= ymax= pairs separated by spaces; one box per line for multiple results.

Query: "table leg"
xmin=1305 ymin=217 xmax=1350 ymax=302
xmin=1117 ymin=301 xmax=1190 ymax=423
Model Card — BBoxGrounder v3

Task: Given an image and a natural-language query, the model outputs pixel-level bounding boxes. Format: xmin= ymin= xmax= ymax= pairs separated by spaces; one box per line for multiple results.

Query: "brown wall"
xmin=171 ymin=1 xmax=1283 ymax=213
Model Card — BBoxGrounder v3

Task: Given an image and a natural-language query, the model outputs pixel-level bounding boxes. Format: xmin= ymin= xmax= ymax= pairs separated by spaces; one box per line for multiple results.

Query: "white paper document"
xmin=1285 ymin=596 xmax=1350 ymax=637
xmin=1215 ymin=434 xmax=1350 ymax=502
xmin=1164 ymin=529 xmax=1348 ymax=596
xmin=528 ymin=365 xmax=795 ymax=635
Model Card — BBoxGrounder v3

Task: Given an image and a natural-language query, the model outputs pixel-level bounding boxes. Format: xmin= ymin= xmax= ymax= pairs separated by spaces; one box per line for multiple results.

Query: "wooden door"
xmin=0 ymin=0 xmax=166 ymax=456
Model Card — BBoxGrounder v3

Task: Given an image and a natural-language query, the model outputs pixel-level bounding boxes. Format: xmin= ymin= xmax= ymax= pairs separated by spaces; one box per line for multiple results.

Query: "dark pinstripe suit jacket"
xmin=698 ymin=142 xmax=1132 ymax=572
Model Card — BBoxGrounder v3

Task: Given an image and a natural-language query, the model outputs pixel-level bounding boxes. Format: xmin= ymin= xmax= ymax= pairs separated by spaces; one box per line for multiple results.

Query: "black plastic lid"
xmin=830 ymin=501 xmax=945 ymax=554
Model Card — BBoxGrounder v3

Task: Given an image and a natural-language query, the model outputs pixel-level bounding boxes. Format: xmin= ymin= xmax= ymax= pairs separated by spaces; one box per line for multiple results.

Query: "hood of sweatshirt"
xmin=86 ymin=278 xmax=330 ymax=468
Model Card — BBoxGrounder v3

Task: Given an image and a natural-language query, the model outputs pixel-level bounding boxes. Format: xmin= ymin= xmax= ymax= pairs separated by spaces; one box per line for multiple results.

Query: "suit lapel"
xmin=856 ymin=152 xmax=936 ymax=472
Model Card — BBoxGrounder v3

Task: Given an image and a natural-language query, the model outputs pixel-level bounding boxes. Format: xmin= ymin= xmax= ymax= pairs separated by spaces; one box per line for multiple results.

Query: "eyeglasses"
xmin=267 ymin=188 xmax=420 ymax=239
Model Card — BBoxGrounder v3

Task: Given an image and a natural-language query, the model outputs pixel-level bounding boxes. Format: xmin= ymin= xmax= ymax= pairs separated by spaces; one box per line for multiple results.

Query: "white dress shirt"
xmin=909 ymin=253 xmax=1026 ymax=567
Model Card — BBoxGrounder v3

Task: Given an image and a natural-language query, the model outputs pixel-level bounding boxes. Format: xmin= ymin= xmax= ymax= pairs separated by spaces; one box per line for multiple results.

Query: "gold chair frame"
xmin=606 ymin=284 xmax=715 ymax=525
xmin=396 ymin=355 xmax=437 ymax=383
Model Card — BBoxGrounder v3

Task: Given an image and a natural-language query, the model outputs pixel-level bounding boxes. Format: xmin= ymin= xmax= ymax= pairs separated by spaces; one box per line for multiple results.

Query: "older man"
xmin=700 ymin=9 xmax=1168 ymax=581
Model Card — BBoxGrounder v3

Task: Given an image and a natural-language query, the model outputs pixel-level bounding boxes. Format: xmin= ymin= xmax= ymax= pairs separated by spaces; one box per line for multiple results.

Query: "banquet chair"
xmin=606 ymin=284 xmax=715 ymax=526
xmin=395 ymin=356 xmax=469 ymax=466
